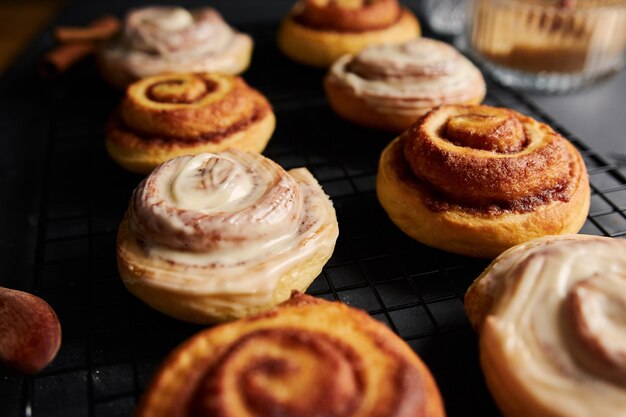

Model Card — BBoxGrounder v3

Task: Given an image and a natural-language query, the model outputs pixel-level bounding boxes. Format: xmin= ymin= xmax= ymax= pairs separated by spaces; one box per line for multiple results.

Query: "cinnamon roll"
xmin=117 ymin=151 xmax=339 ymax=323
xmin=377 ymin=104 xmax=590 ymax=258
xmin=277 ymin=0 xmax=420 ymax=67
xmin=137 ymin=292 xmax=445 ymax=417
xmin=98 ymin=6 xmax=253 ymax=89
xmin=105 ymin=72 xmax=275 ymax=174
xmin=465 ymin=234 xmax=626 ymax=417
xmin=324 ymin=38 xmax=486 ymax=132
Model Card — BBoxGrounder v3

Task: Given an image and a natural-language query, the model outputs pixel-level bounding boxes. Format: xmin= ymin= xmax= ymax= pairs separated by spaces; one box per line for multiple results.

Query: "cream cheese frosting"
xmin=101 ymin=6 xmax=252 ymax=82
xmin=124 ymin=151 xmax=338 ymax=308
xmin=468 ymin=235 xmax=626 ymax=417
xmin=327 ymin=38 xmax=486 ymax=116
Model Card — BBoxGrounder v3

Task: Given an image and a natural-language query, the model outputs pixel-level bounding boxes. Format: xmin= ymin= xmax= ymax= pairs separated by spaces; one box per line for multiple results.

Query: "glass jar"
xmin=464 ymin=0 xmax=626 ymax=93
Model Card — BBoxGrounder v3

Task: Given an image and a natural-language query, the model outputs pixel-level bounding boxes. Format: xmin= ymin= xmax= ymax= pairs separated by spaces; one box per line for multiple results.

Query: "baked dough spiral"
xmin=377 ymin=104 xmax=590 ymax=258
xmin=117 ymin=151 xmax=339 ymax=323
xmin=325 ymin=38 xmax=486 ymax=132
xmin=136 ymin=292 xmax=445 ymax=417
xmin=105 ymin=72 xmax=275 ymax=174
xmin=98 ymin=6 xmax=253 ymax=89
xmin=465 ymin=234 xmax=626 ymax=417
xmin=277 ymin=0 xmax=420 ymax=67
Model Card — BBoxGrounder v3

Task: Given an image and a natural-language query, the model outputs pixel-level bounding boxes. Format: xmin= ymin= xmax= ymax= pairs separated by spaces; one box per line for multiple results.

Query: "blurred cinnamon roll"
xmin=105 ymin=72 xmax=275 ymax=174
xmin=277 ymin=0 xmax=420 ymax=67
xmin=117 ymin=151 xmax=339 ymax=323
xmin=325 ymin=38 xmax=486 ymax=132
xmin=465 ymin=234 xmax=626 ymax=417
xmin=377 ymin=104 xmax=590 ymax=258
xmin=98 ymin=6 xmax=253 ymax=89
xmin=137 ymin=292 xmax=445 ymax=417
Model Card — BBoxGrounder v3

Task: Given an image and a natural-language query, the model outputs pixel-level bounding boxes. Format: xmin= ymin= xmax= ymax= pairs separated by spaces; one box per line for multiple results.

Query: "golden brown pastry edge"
xmin=376 ymin=136 xmax=590 ymax=258
xmin=277 ymin=7 xmax=420 ymax=67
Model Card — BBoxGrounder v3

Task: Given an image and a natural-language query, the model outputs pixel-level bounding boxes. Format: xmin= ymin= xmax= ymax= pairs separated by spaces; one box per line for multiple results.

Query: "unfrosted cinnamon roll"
xmin=465 ymin=234 xmax=626 ymax=417
xmin=324 ymin=38 xmax=486 ymax=132
xmin=277 ymin=0 xmax=420 ymax=67
xmin=377 ymin=104 xmax=590 ymax=258
xmin=117 ymin=151 xmax=339 ymax=323
xmin=137 ymin=292 xmax=445 ymax=417
xmin=98 ymin=6 xmax=253 ymax=89
xmin=105 ymin=72 xmax=275 ymax=174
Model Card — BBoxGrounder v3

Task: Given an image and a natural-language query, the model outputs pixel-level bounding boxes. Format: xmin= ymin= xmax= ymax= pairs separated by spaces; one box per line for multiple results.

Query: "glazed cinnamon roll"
xmin=117 ymin=151 xmax=339 ymax=323
xmin=137 ymin=292 xmax=445 ymax=417
xmin=277 ymin=0 xmax=420 ymax=67
xmin=105 ymin=72 xmax=275 ymax=174
xmin=377 ymin=104 xmax=590 ymax=258
xmin=98 ymin=6 xmax=253 ymax=89
xmin=465 ymin=234 xmax=626 ymax=417
xmin=324 ymin=38 xmax=486 ymax=132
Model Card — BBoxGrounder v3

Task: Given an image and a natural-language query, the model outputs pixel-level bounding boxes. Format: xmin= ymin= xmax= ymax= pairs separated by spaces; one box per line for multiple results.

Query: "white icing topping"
xmin=169 ymin=154 xmax=255 ymax=212
xmin=138 ymin=7 xmax=194 ymax=31
xmin=328 ymin=38 xmax=485 ymax=115
xmin=102 ymin=6 xmax=252 ymax=78
xmin=480 ymin=235 xmax=626 ymax=417
xmin=127 ymin=151 xmax=338 ymax=306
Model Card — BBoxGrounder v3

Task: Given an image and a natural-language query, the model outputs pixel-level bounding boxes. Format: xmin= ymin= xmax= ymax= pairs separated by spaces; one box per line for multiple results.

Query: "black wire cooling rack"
xmin=1 ymin=17 xmax=626 ymax=417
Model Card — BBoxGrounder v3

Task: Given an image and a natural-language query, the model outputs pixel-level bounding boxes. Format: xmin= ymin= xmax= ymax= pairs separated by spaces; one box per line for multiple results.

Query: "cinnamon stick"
xmin=39 ymin=41 xmax=96 ymax=78
xmin=40 ymin=15 xmax=121 ymax=78
xmin=54 ymin=15 xmax=120 ymax=43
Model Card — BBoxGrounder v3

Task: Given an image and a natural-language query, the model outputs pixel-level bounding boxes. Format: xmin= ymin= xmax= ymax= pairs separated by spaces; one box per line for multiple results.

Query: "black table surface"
xmin=1 ymin=1 xmax=625 ymax=417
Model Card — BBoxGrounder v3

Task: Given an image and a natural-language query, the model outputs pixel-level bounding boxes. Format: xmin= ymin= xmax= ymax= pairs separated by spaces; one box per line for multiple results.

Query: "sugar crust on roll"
xmin=117 ymin=151 xmax=339 ymax=323
xmin=465 ymin=234 xmax=626 ymax=417
xmin=136 ymin=292 xmax=446 ymax=417
xmin=105 ymin=72 xmax=275 ymax=174
xmin=376 ymin=104 xmax=590 ymax=258
xmin=277 ymin=0 xmax=420 ymax=67
xmin=325 ymin=38 xmax=486 ymax=131
xmin=98 ymin=6 xmax=252 ymax=89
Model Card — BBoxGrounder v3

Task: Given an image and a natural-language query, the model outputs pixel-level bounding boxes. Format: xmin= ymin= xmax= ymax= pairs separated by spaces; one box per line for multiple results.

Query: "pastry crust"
xmin=105 ymin=73 xmax=275 ymax=174
xmin=376 ymin=105 xmax=590 ymax=258
xmin=117 ymin=151 xmax=339 ymax=323
xmin=324 ymin=39 xmax=486 ymax=132
xmin=465 ymin=235 xmax=626 ymax=417
xmin=137 ymin=292 xmax=445 ymax=417
xmin=277 ymin=3 xmax=420 ymax=68
xmin=98 ymin=6 xmax=252 ymax=89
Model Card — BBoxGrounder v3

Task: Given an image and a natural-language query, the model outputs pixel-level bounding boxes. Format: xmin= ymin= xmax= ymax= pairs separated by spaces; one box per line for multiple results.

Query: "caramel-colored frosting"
xmin=328 ymin=39 xmax=485 ymax=118
xmin=294 ymin=0 xmax=402 ymax=32
xmin=397 ymin=104 xmax=587 ymax=213
xmin=109 ymin=73 xmax=271 ymax=144
xmin=466 ymin=235 xmax=626 ymax=417
xmin=125 ymin=151 xmax=338 ymax=308
xmin=101 ymin=6 xmax=252 ymax=79
xmin=137 ymin=292 xmax=445 ymax=417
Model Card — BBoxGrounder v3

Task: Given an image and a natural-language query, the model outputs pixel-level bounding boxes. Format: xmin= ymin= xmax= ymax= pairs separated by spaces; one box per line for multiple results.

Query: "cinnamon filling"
xmin=189 ymin=329 xmax=366 ymax=417
xmin=109 ymin=104 xmax=269 ymax=145
xmin=442 ymin=111 xmax=528 ymax=153
xmin=294 ymin=0 xmax=402 ymax=32
xmin=147 ymin=78 xmax=218 ymax=104
xmin=390 ymin=136 xmax=574 ymax=215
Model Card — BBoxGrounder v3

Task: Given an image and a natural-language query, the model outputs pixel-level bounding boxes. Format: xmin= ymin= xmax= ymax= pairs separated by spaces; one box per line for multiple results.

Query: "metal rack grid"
xmin=3 ymin=20 xmax=626 ymax=417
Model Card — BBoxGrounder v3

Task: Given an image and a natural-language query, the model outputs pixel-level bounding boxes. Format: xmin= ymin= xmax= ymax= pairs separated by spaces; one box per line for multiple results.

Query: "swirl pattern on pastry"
xmin=105 ymin=72 xmax=275 ymax=173
xmin=295 ymin=0 xmax=402 ymax=32
xmin=376 ymin=104 xmax=590 ymax=257
xmin=277 ymin=0 xmax=420 ymax=67
xmin=117 ymin=151 xmax=338 ymax=323
xmin=98 ymin=6 xmax=252 ymax=88
xmin=136 ymin=292 xmax=445 ymax=417
xmin=325 ymin=39 xmax=486 ymax=131
xmin=465 ymin=234 xmax=626 ymax=417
